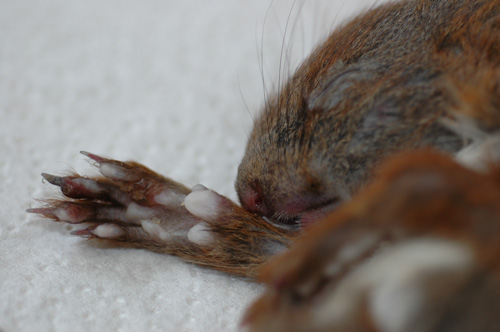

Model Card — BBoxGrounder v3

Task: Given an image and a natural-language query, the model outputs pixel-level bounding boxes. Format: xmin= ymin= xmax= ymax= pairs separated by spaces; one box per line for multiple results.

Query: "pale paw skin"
xmin=29 ymin=151 xmax=196 ymax=245
xmin=29 ymin=152 xmax=294 ymax=278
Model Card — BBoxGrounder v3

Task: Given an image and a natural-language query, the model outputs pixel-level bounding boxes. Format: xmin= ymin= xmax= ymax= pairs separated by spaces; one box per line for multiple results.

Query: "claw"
xmin=26 ymin=207 xmax=57 ymax=219
xmin=81 ymin=151 xmax=139 ymax=181
xmin=32 ymin=203 xmax=93 ymax=224
xmin=41 ymin=173 xmax=65 ymax=186
xmin=71 ymin=226 xmax=96 ymax=238
xmin=40 ymin=173 xmax=105 ymax=199
xmin=80 ymin=151 xmax=106 ymax=163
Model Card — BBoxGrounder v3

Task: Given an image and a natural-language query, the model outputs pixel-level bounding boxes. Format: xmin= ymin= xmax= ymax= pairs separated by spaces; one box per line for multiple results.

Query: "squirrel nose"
xmin=238 ymin=180 xmax=270 ymax=216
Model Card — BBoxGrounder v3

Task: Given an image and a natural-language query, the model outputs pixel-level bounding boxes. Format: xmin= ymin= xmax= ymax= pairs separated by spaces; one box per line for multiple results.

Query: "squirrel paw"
xmin=28 ymin=151 xmax=224 ymax=247
xmin=29 ymin=152 xmax=294 ymax=277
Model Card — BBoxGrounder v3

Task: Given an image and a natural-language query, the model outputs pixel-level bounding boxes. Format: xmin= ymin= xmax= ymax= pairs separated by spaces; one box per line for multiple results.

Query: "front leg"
xmin=28 ymin=152 xmax=295 ymax=278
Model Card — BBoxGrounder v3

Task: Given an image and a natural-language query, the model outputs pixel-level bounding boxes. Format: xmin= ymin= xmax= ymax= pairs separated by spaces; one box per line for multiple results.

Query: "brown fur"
xmin=236 ymin=0 xmax=499 ymax=222
xmin=245 ymin=151 xmax=500 ymax=332
xmin=31 ymin=0 xmax=500 ymax=330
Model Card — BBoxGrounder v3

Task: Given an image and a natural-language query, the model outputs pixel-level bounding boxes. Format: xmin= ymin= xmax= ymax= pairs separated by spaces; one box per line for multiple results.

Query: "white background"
xmin=1 ymin=0 xmax=377 ymax=331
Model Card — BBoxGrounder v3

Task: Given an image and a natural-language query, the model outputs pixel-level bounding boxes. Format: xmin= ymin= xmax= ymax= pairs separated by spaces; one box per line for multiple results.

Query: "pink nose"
xmin=238 ymin=180 xmax=270 ymax=217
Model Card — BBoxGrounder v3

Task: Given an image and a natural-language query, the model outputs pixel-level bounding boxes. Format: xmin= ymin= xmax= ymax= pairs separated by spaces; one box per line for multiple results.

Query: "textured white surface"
xmin=1 ymin=0 xmax=376 ymax=331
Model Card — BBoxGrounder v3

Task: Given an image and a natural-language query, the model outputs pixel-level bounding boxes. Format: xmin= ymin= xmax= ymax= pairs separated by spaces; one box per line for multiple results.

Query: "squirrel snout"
xmin=238 ymin=177 xmax=342 ymax=227
xmin=238 ymin=179 xmax=271 ymax=217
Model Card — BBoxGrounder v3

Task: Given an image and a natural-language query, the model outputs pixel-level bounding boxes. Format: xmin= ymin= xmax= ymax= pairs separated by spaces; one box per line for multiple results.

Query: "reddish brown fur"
xmin=246 ymin=151 xmax=500 ymax=331
xmin=31 ymin=0 xmax=500 ymax=331
xmin=236 ymin=0 xmax=500 ymax=222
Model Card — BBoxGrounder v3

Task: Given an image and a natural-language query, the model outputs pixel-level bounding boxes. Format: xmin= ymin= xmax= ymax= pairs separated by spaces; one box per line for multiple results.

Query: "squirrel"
xmin=29 ymin=0 xmax=500 ymax=331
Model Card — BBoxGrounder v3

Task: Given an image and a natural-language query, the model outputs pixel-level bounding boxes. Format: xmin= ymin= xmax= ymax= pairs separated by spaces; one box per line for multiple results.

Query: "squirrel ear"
xmin=306 ymin=60 xmax=405 ymax=155
xmin=347 ymin=99 xmax=403 ymax=153
xmin=307 ymin=60 xmax=382 ymax=112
